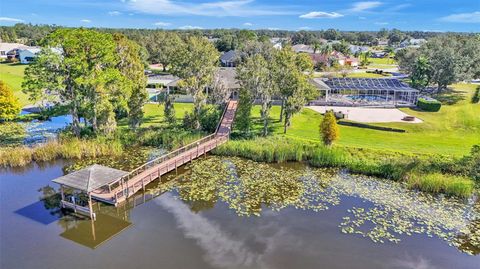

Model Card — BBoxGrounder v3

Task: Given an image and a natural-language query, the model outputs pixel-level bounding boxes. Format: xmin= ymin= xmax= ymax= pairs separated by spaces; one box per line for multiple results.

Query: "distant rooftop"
xmin=52 ymin=164 xmax=128 ymax=192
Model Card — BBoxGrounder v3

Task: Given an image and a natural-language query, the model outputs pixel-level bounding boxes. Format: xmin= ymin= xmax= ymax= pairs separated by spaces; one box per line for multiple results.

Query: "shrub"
xmin=320 ymin=111 xmax=339 ymax=146
xmin=0 ymin=80 xmax=21 ymax=121
xmin=417 ymin=98 xmax=441 ymax=112
xmin=199 ymin=105 xmax=221 ymax=133
xmin=472 ymin=86 xmax=480 ymax=104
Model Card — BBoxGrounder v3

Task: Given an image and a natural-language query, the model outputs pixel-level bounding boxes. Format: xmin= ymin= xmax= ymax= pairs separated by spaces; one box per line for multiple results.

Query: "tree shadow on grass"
xmin=431 ymin=88 xmax=466 ymax=105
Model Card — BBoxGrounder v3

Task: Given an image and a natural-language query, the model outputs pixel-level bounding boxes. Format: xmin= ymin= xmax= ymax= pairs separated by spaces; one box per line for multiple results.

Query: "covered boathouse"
xmin=52 ymin=164 xmax=129 ymax=220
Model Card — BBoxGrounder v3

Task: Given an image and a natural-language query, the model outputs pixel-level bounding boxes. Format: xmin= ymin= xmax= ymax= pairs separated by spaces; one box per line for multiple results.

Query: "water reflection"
xmin=156 ymin=193 xmax=261 ymax=268
xmin=168 ymin=156 xmax=480 ymax=256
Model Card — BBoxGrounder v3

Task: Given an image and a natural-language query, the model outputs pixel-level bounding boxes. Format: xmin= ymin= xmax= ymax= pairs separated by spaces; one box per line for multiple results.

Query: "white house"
xmin=17 ymin=47 xmax=62 ymax=64
xmin=18 ymin=47 xmax=41 ymax=64
xmin=0 ymin=42 xmax=28 ymax=59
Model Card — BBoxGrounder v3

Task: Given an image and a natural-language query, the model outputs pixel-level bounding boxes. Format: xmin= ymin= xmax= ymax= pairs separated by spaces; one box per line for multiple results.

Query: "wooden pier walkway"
xmin=90 ymin=100 xmax=238 ymax=206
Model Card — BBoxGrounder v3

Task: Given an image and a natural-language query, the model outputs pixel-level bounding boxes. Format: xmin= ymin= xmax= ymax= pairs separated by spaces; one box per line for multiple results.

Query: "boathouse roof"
xmin=52 ymin=164 xmax=128 ymax=192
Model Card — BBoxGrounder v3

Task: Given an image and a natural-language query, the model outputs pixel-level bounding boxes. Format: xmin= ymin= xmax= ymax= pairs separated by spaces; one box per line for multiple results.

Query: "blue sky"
xmin=0 ymin=0 xmax=479 ymax=32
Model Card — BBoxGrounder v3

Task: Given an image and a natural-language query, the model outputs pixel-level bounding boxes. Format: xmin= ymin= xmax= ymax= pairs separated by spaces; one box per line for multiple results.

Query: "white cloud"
xmin=80 ymin=19 xmax=91 ymax=23
xmin=154 ymin=21 xmax=171 ymax=27
xmin=358 ymin=16 xmax=366 ymax=20
xmin=349 ymin=1 xmax=382 ymax=12
xmin=179 ymin=25 xmax=203 ymax=30
xmin=388 ymin=4 xmax=411 ymax=12
xmin=300 ymin=11 xmax=343 ymax=19
xmin=0 ymin=17 xmax=24 ymax=22
xmin=375 ymin=22 xmax=389 ymax=25
xmin=440 ymin=11 xmax=480 ymax=23
xmin=243 ymin=22 xmax=253 ymax=26
xmin=298 ymin=26 xmax=312 ymax=30
xmin=108 ymin=11 xmax=122 ymax=16
xmin=124 ymin=0 xmax=293 ymax=17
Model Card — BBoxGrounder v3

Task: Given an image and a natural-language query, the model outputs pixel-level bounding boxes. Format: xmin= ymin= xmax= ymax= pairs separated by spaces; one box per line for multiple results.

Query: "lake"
xmin=1 ymin=156 xmax=478 ymax=269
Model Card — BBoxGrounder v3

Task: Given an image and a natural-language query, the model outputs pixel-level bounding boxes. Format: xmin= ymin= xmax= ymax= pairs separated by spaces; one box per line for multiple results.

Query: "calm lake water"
xmin=1 ymin=157 xmax=479 ymax=269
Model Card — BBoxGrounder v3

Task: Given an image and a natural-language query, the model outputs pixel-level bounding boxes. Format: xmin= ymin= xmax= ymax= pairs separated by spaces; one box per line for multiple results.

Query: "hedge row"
xmin=417 ymin=98 xmax=441 ymax=112
xmin=338 ymin=121 xmax=406 ymax=133
xmin=472 ymin=86 xmax=480 ymax=104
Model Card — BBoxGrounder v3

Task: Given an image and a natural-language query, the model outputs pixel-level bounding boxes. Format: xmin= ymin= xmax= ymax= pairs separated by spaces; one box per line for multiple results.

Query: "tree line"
xmin=395 ymin=34 xmax=480 ymax=91
xmin=2 ymin=23 xmax=473 ymax=51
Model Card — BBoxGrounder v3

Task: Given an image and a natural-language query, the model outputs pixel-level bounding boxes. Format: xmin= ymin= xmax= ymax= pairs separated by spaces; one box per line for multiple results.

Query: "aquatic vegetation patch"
xmin=169 ymin=156 xmax=480 ymax=255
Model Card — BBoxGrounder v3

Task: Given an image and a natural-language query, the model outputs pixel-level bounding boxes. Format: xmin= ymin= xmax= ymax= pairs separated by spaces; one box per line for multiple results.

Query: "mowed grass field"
xmin=0 ymin=62 xmax=29 ymax=106
xmin=118 ymin=103 xmax=194 ymax=128
xmin=249 ymin=83 xmax=480 ymax=157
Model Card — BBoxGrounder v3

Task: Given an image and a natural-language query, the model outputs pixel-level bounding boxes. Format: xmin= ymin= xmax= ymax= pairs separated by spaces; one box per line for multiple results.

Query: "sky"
xmin=0 ymin=0 xmax=479 ymax=32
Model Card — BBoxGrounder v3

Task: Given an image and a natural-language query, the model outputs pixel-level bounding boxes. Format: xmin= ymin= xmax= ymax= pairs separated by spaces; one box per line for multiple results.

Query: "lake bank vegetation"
xmin=214 ymin=137 xmax=479 ymax=198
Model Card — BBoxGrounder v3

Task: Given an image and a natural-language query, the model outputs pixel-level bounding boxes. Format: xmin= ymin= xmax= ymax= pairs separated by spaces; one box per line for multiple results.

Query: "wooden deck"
xmin=91 ymin=100 xmax=238 ymax=206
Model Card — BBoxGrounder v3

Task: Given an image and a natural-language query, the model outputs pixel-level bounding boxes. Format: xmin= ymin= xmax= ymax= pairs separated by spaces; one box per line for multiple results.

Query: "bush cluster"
xmin=417 ymin=98 xmax=442 ymax=112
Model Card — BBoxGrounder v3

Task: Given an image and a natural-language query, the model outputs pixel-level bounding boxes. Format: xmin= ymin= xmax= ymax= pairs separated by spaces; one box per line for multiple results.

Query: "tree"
xmin=332 ymin=40 xmax=351 ymax=56
xmin=0 ymin=80 xmax=21 ymax=121
xmin=410 ymin=57 xmax=431 ymax=90
xmin=164 ymin=92 xmax=176 ymax=125
xmin=170 ymin=36 xmax=220 ymax=129
xmin=144 ymin=31 xmax=182 ymax=71
xmin=323 ymin=29 xmax=339 ymax=41
xmin=234 ymin=88 xmax=253 ymax=135
xmin=291 ymin=30 xmax=316 ymax=45
xmin=113 ymin=34 xmax=148 ymax=129
xmin=274 ymin=46 xmax=316 ymax=132
xmin=22 ymin=48 xmax=63 ymax=116
xmin=236 ymin=53 xmax=274 ymax=136
xmin=320 ymin=111 xmax=339 ymax=146
xmin=24 ymin=29 xmax=140 ymax=136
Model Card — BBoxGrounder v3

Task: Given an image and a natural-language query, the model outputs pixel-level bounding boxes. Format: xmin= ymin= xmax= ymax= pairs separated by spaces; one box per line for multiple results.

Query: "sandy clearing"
xmin=307 ymin=106 xmax=423 ymax=123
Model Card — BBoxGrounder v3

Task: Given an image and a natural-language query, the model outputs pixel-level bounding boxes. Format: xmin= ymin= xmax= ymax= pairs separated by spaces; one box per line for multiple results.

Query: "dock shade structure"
xmin=310 ymin=77 xmax=419 ymax=107
xmin=52 ymin=164 xmax=128 ymax=220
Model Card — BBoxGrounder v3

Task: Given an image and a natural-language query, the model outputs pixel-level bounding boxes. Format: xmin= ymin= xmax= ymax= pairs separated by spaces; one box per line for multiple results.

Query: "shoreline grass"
xmin=213 ymin=136 xmax=477 ymax=198
xmin=0 ymin=138 xmax=123 ymax=167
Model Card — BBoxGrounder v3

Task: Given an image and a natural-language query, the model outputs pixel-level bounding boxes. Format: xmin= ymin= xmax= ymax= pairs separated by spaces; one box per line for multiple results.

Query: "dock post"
xmin=175 ymin=159 xmax=178 ymax=174
xmin=60 ymin=185 xmax=65 ymax=208
xmin=88 ymin=193 xmax=95 ymax=220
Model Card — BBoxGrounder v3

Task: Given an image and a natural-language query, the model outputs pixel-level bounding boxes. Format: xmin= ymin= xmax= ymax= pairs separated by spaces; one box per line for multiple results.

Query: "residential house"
xmin=399 ymin=38 xmax=427 ymax=49
xmin=349 ymin=45 xmax=369 ymax=55
xmin=17 ymin=47 xmax=62 ymax=64
xmin=292 ymin=44 xmax=314 ymax=54
xmin=18 ymin=47 xmax=42 ymax=64
xmin=220 ymin=50 xmax=237 ymax=67
xmin=0 ymin=42 xmax=28 ymax=59
xmin=310 ymin=51 xmax=358 ymax=68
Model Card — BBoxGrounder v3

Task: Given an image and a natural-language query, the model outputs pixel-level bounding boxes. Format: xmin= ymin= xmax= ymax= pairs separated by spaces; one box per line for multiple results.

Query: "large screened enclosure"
xmin=311 ymin=78 xmax=419 ymax=107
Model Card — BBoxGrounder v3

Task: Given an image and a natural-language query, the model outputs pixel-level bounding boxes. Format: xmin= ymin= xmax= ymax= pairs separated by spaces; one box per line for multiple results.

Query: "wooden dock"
xmin=90 ymin=100 xmax=238 ymax=206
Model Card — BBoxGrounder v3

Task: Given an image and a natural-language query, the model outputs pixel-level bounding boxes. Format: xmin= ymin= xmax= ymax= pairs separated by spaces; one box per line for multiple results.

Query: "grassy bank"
xmin=214 ymin=137 xmax=477 ymax=198
xmin=0 ymin=137 xmax=123 ymax=167
xmin=0 ymin=62 xmax=29 ymax=106
xmin=246 ymin=83 xmax=479 ymax=156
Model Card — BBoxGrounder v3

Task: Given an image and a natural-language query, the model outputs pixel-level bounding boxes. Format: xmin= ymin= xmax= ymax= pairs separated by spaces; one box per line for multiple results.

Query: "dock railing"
xmin=118 ymin=101 xmax=233 ymax=185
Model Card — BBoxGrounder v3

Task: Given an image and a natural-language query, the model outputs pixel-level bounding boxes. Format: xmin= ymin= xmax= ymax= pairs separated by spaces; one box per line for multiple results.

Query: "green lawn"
xmin=249 ymin=83 xmax=480 ymax=157
xmin=346 ymin=72 xmax=390 ymax=78
xmin=0 ymin=63 xmax=29 ymax=106
xmin=367 ymin=57 xmax=396 ymax=65
xmin=118 ymin=103 xmax=194 ymax=127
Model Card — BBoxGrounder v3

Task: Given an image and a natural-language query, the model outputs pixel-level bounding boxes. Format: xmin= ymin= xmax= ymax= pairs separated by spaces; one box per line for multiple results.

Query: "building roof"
xmin=52 ymin=164 xmax=128 ymax=192
xmin=320 ymin=78 xmax=419 ymax=92
xmin=0 ymin=42 xmax=28 ymax=52
xmin=292 ymin=44 xmax=314 ymax=54
xmin=215 ymin=67 xmax=239 ymax=89
xmin=147 ymin=74 xmax=180 ymax=86
xmin=220 ymin=50 xmax=237 ymax=63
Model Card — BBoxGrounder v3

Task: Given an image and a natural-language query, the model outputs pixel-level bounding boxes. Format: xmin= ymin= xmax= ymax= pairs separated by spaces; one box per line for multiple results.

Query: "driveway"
xmin=307 ymin=106 xmax=423 ymax=123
